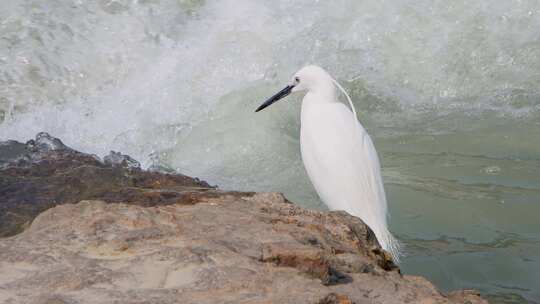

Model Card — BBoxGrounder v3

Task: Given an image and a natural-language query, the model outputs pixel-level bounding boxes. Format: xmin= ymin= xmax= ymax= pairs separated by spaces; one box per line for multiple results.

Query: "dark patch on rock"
xmin=317 ymin=293 xmax=355 ymax=304
xmin=261 ymin=242 xmax=332 ymax=283
xmin=326 ymin=267 xmax=353 ymax=285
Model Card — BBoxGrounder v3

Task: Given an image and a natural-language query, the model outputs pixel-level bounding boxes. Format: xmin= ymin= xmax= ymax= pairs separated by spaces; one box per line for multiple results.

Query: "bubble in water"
xmin=483 ymin=166 xmax=502 ymax=175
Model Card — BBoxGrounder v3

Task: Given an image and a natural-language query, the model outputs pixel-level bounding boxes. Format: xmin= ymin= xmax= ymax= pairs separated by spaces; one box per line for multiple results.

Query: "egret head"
xmin=255 ymin=65 xmax=332 ymax=112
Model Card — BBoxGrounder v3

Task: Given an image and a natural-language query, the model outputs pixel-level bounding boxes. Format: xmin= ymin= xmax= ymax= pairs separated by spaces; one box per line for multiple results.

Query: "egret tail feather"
xmin=378 ymin=226 xmax=401 ymax=263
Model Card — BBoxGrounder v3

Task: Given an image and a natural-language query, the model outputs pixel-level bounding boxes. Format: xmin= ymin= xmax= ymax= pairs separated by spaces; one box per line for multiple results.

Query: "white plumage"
xmin=256 ymin=65 xmax=400 ymax=261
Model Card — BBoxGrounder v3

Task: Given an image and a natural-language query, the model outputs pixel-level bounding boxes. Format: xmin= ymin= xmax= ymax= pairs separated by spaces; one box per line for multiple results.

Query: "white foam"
xmin=1 ymin=0 xmax=539 ymax=192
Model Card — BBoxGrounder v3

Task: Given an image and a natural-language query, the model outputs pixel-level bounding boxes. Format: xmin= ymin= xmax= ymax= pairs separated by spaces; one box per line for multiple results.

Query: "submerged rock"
xmin=0 ymin=133 xmax=487 ymax=303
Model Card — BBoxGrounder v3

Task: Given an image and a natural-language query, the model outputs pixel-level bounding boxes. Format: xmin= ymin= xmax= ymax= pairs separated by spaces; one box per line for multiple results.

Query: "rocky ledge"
xmin=0 ymin=133 xmax=486 ymax=304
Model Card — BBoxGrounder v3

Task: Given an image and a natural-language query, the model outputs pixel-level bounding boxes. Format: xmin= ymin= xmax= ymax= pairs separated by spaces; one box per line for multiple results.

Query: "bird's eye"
xmin=294 ymin=76 xmax=300 ymax=83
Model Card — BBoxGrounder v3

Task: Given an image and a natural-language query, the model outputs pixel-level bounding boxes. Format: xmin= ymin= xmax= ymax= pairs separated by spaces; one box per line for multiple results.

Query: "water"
xmin=1 ymin=1 xmax=540 ymax=302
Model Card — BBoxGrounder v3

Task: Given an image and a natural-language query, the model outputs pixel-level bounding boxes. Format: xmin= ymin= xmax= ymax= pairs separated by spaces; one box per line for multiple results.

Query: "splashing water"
xmin=1 ymin=1 xmax=540 ymax=302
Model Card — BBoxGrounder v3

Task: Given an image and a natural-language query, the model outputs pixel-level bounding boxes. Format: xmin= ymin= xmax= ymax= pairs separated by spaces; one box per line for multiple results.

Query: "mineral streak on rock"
xmin=0 ymin=134 xmax=488 ymax=303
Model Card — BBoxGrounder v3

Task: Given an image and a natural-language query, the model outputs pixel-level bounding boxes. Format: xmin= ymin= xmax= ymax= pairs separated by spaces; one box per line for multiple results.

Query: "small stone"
xmin=103 ymin=150 xmax=141 ymax=169
xmin=27 ymin=132 xmax=71 ymax=152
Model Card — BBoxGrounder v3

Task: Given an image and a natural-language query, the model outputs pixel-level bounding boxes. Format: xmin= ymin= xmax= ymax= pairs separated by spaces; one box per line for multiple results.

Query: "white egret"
xmin=256 ymin=65 xmax=400 ymax=261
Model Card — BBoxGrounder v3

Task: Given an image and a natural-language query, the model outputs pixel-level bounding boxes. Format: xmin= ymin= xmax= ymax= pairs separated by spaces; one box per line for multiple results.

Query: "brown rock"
xmin=0 ymin=196 xmax=487 ymax=304
xmin=0 ymin=133 xmax=214 ymax=237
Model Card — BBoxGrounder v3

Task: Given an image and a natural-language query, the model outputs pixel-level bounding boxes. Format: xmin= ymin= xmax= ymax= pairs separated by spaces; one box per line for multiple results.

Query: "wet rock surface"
xmin=0 ymin=133 xmax=215 ymax=237
xmin=0 ymin=134 xmax=487 ymax=303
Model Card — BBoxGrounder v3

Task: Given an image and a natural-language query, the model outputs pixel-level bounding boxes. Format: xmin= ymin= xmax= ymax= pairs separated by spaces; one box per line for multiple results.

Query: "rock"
xmin=0 ymin=133 xmax=213 ymax=237
xmin=0 ymin=134 xmax=488 ymax=303
xmin=0 ymin=197 xmax=487 ymax=304
xmin=0 ymin=140 xmax=27 ymax=166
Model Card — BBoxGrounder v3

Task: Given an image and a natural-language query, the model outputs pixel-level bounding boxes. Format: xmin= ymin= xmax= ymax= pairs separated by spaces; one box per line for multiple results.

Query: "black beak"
xmin=255 ymin=85 xmax=294 ymax=112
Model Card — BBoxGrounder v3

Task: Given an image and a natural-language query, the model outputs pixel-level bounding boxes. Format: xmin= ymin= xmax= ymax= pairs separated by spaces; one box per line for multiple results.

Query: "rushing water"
xmin=1 ymin=1 xmax=540 ymax=302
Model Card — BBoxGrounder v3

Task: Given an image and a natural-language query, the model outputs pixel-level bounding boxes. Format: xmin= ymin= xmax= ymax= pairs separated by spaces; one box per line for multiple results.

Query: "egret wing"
xmin=300 ymin=102 xmax=398 ymax=255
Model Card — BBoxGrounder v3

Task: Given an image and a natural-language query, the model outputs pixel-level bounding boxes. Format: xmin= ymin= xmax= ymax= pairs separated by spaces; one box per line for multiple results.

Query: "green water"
xmin=381 ymin=123 xmax=540 ymax=302
xmin=360 ymin=114 xmax=540 ymax=302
